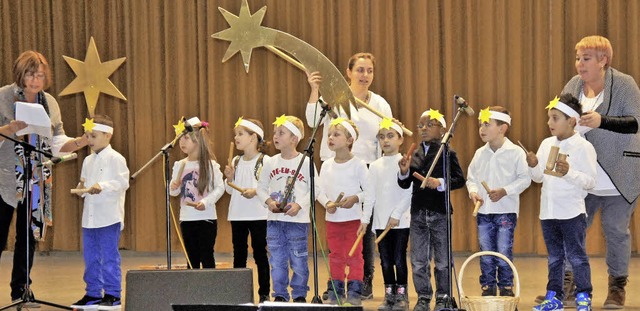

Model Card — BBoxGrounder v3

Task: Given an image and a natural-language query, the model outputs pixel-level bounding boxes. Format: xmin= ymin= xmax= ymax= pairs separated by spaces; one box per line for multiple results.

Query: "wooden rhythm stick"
xmin=544 ymin=146 xmax=566 ymax=177
xmin=70 ymin=188 xmax=90 ymax=194
xmin=405 ymin=142 xmax=417 ymax=158
xmin=481 ymin=181 xmax=491 ymax=193
xmin=348 ymin=230 xmax=365 ymax=257
xmin=412 ymin=172 xmax=425 ymax=181
xmin=472 ymin=200 xmax=482 ymax=217
xmin=516 ymin=140 xmax=529 ymax=153
xmin=186 ymin=201 xmax=199 ymax=208
xmin=334 ymin=192 xmax=345 ymax=206
xmin=177 ymin=160 xmax=186 ymax=179
xmin=375 ymin=226 xmax=392 ymax=244
xmin=228 ymin=142 xmax=235 ymax=165
xmin=227 ymin=181 xmax=246 ymax=193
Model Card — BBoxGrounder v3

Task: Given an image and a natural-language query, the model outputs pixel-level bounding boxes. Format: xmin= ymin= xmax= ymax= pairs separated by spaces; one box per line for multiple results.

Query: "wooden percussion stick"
xmin=516 ymin=140 xmax=529 ymax=153
xmin=546 ymin=146 xmax=560 ymax=171
xmin=226 ymin=181 xmax=246 ymax=193
xmin=412 ymin=172 xmax=425 ymax=181
xmin=177 ymin=161 xmax=186 ymax=179
xmin=348 ymin=230 xmax=365 ymax=257
xmin=481 ymin=181 xmax=491 ymax=193
xmin=228 ymin=142 xmax=235 ymax=165
xmin=405 ymin=143 xmax=417 ymax=159
xmin=70 ymin=188 xmax=90 ymax=194
xmin=375 ymin=225 xmax=393 ymax=244
xmin=472 ymin=200 xmax=482 ymax=217
xmin=334 ymin=192 xmax=345 ymax=207
xmin=186 ymin=201 xmax=199 ymax=208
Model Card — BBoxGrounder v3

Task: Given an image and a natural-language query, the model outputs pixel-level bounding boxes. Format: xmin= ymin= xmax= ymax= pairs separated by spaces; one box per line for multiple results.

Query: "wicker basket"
xmin=457 ymin=251 xmax=520 ymax=311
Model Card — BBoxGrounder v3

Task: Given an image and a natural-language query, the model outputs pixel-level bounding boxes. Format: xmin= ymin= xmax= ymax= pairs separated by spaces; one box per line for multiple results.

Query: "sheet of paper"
xmin=15 ymin=101 xmax=51 ymax=139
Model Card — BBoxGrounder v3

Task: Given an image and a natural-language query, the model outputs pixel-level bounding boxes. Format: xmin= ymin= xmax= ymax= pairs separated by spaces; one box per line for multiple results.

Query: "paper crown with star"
xmin=273 ymin=114 xmax=303 ymax=139
xmin=546 ymin=96 xmax=580 ymax=119
xmin=82 ymin=118 xmax=113 ymax=134
xmin=329 ymin=117 xmax=358 ymax=139
xmin=421 ymin=109 xmax=447 ymax=128
xmin=379 ymin=117 xmax=403 ymax=137
xmin=478 ymin=107 xmax=512 ymax=125
xmin=235 ymin=117 xmax=264 ymax=139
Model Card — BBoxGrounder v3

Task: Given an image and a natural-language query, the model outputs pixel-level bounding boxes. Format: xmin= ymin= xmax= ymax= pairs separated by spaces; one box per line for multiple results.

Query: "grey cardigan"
xmin=0 ymin=83 xmax=65 ymax=208
xmin=562 ymin=67 xmax=640 ymax=203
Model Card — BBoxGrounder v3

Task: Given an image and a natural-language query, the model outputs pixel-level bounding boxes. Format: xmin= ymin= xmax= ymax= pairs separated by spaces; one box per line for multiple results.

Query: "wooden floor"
xmin=1 ymin=251 xmax=639 ymax=310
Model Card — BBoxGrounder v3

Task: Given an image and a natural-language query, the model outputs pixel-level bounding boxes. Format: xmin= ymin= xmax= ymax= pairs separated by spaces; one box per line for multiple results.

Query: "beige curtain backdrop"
xmin=1 ymin=0 xmax=638 ymax=255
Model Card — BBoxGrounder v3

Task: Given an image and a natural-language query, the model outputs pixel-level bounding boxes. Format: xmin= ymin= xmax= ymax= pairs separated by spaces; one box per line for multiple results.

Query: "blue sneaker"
xmin=532 ymin=291 xmax=564 ymax=311
xmin=575 ymin=292 xmax=591 ymax=311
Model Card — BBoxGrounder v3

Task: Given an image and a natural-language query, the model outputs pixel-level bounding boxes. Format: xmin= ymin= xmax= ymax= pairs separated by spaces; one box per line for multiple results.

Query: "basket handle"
xmin=457 ymin=251 xmax=520 ymax=298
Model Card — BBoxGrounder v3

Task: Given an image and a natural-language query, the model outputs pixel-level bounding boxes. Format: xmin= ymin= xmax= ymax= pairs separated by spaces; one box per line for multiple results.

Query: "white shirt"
xmin=362 ymin=154 xmax=411 ymax=230
xmin=225 ymin=153 xmax=270 ymax=221
xmin=81 ymin=145 xmax=129 ymax=229
xmin=317 ymin=156 xmax=368 ymax=222
xmin=466 ymin=138 xmax=531 ymax=216
xmin=169 ymin=159 xmax=225 ymax=221
xmin=257 ymin=153 xmax=319 ymax=223
xmin=306 ymin=92 xmax=393 ymax=163
xmin=529 ymin=133 xmax=597 ymax=220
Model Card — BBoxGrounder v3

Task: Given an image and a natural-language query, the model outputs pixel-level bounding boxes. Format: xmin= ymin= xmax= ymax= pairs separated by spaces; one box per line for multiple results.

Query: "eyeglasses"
xmin=417 ymin=122 xmax=441 ymax=129
xmin=24 ymin=72 xmax=46 ymax=81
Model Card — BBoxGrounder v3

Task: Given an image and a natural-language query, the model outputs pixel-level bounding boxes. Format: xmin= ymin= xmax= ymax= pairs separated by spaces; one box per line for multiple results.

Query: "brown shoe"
xmin=603 ymin=275 xmax=627 ymax=309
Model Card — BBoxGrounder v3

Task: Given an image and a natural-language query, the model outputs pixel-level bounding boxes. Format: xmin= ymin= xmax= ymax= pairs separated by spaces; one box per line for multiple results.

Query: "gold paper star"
xmin=173 ymin=118 xmax=186 ymax=136
xmin=82 ymin=118 xmax=95 ymax=133
xmin=234 ymin=117 xmax=244 ymax=128
xmin=330 ymin=117 xmax=346 ymax=126
xmin=546 ymin=96 xmax=560 ymax=110
xmin=479 ymin=107 xmax=492 ymax=124
xmin=273 ymin=114 xmax=287 ymax=127
xmin=427 ymin=109 xmax=444 ymax=122
xmin=59 ymin=37 xmax=127 ymax=117
xmin=211 ymin=0 xmax=268 ymax=73
xmin=380 ymin=118 xmax=394 ymax=130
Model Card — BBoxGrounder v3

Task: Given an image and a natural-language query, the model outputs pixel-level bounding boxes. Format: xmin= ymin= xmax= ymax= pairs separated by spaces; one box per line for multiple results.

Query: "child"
xmin=397 ymin=109 xmax=465 ymax=311
xmin=317 ymin=118 xmax=368 ymax=306
xmin=466 ymin=106 xmax=531 ymax=297
xmin=360 ymin=118 xmax=412 ymax=311
xmin=71 ymin=115 xmax=129 ymax=310
xmin=170 ymin=117 xmax=224 ymax=269
xmin=528 ymin=94 xmax=596 ymax=311
xmin=257 ymin=115 xmax=318 ymax=303
xmin=224 ymin=117 xmax=271 ymax=303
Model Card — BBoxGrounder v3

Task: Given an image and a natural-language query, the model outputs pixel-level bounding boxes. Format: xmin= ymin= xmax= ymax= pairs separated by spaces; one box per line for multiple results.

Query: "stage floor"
xmin=1 ymin=251 xmax=639 ymax=310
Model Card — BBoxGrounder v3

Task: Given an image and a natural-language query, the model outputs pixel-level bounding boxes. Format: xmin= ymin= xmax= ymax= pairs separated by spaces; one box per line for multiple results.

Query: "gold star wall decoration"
xmin=59 ymin=37 xmax=127 ymax=117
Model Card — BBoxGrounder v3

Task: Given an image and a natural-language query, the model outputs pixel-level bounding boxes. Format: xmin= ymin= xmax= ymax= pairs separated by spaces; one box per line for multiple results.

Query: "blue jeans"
xmin=410 ymin=209 xmax=449 ymax=300
xmin=83 ymin=223 xmax=122 ymax=298
xmin=267 ymin=221 xmax=309 ymax=300
xmin=585 ymin=194 xmax=636 ymax=277
xmin=541 ymin=214 xmax=592 ymax=299
xmin=476 ymin=213 xmax=516 ymax=288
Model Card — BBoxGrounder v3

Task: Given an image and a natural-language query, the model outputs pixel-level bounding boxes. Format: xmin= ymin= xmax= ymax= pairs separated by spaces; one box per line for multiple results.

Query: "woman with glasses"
xmin=0 ymin=51 xmax=87 ymax=305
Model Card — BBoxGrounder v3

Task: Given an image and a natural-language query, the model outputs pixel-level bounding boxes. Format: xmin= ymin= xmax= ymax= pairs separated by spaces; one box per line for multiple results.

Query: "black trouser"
xmin=231 ymin=220 xmax=270 ymax=297
xmin=180 ymin=220 xmax=217 ymax=269
xmin=362 ymin=217 xmax=375 ymax=281
xmin=0 ymin=195 xmax=36 ymax=300
xmin=377 ymin=228 xmax=410 ymax=285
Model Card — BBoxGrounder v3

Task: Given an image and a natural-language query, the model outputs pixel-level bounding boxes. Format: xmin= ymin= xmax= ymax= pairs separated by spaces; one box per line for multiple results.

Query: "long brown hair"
xmin=186 ymin=127 xmax=216 ymax=195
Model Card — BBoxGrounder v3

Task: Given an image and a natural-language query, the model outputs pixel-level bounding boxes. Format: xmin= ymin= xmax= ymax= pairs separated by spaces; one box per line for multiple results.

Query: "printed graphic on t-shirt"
xmin=181 ymin=169 xmax=206 ymax=204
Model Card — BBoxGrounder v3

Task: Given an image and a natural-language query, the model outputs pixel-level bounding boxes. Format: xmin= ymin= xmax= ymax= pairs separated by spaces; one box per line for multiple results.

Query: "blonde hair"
xmin=285 ymin=116 xmax=305 ymax=141
xmin=185 ymin=127 xmax=217 ymax=195
xmin=329 ymin=119 xmax=359 ymax=150
xmin=575 ymin=35 xmax=613 ymax=69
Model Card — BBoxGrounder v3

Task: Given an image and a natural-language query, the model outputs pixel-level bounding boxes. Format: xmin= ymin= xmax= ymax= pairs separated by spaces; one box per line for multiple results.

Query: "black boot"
xmin=377 ymin=284 xmax=395 ymax=310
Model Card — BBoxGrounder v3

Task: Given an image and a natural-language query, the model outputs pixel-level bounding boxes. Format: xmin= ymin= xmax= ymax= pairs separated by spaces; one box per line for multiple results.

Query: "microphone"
xmin=40 ymin=153 xmax=78 ymax=166
xmin=454 ymin=95 xmax=475 ymax=116
xmin=318 ymin=98 xmax=338 ymax=119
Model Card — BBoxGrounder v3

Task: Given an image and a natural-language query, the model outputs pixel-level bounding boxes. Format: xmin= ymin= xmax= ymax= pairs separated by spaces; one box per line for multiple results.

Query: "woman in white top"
xmin=224 ymin=117 xmax=271 ymax=303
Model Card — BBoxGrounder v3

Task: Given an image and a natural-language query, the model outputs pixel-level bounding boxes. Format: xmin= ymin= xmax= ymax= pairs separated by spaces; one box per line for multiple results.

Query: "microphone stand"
xmin=278 ymin=99 xmax=331 ymax=303
xmin=131 ymin=130 xmax=189 ymax=269
xmin=0 ymin=132 xmax=72 ymax=310
xmin=420 ymin=97 xmax=469 ymax=311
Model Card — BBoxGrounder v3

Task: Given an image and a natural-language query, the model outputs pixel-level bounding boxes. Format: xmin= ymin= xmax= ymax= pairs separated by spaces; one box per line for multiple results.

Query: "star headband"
xmin=478 ymin=107 xmax=512 ymax=125
xmin=235 ymin=117 xmax=264 ymax=139
xmin=273 ymin=114 xmax=303 ymax=140
xmin=379 ymin=117 xmax=403 ymax=137
xmin=82 ymin=118 xmax=113 ymax=134
xmin=421 ymin=109 xmax=447 ymax=128
xmin=546 ymin=96 xmax=580 ymax=120
xmin=329 ymin=117 xmax=358 ymax=139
